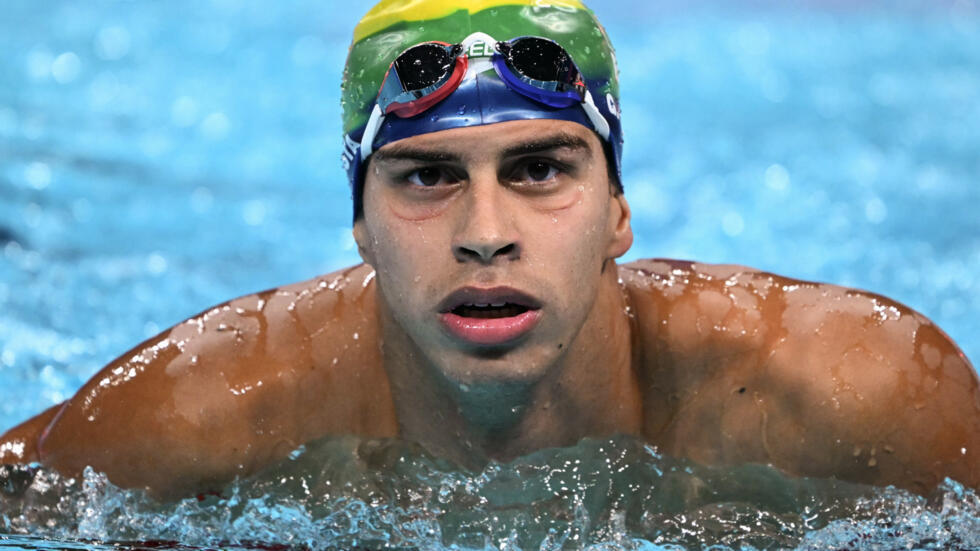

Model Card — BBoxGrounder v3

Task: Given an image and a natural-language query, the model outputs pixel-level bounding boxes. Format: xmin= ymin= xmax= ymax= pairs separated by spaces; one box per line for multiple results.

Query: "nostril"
xmin=453 ymin=241 xmax=519 ymax=263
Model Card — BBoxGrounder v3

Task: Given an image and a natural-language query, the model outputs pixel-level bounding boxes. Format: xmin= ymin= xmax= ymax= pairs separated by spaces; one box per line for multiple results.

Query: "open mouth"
xmin=451 ymin=302 xmax=531 ymax=319
xmin=438 ymin=287 xmax=543 ymax=346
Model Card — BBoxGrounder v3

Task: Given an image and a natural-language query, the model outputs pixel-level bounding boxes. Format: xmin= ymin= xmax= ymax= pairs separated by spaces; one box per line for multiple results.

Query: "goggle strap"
xmin=361 ymin=103 xmax=384 ymax=159
xmin=582 ymin=90 xmax=610 ymax=141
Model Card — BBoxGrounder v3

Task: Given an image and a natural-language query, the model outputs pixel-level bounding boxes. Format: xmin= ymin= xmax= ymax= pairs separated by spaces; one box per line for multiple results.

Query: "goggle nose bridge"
xmin=459 ymin=31 xmax=501 ymax=57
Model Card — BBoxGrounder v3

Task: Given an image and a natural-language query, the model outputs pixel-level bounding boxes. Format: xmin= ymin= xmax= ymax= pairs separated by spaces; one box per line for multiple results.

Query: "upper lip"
xmin=437 ymin=286 xmax=543 ymax=313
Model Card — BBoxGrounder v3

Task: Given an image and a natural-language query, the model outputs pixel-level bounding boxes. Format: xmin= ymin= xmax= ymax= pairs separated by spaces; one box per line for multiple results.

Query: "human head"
xmin=341 ymin=0 xmax=624 ymax=221
xmin=347 ymin=1 xmax=633 ymax=398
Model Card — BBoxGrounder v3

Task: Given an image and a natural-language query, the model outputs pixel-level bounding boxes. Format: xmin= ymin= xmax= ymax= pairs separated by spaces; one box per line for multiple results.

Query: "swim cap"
xmin=342 ymin=0 xmax=623 ymax=219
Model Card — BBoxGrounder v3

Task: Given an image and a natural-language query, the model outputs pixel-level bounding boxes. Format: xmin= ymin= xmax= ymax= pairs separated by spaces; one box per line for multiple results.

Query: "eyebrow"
xmin=371 ymin=147 xmax=458 ymax=164
xmin=371 ymin=132 xmax=592 ymax=164
xmin=500 ymin=133 xmax=592 ymax=158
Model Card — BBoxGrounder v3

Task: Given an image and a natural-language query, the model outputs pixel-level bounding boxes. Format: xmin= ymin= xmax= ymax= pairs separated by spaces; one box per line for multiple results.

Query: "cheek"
xmin=523 ymin=191 xmax=610 ymax=310
xmin=534 ymin=188 xmax=610 ymax=263
xmin=365 ymin=216 xmax=447 ymax=302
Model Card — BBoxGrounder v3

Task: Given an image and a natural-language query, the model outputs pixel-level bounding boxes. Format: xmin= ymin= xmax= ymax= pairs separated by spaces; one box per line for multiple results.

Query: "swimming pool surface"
xmin=1 ymin=0 xmax=978 ymax=549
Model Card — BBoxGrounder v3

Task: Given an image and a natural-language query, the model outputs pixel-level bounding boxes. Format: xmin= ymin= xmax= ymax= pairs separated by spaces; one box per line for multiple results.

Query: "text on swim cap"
xmin=466 ymin=40 xmax=495 ymax=58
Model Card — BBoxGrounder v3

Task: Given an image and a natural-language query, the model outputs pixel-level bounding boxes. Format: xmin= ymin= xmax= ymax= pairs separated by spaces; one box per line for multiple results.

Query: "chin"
xmin=430 ymin=343 xmax=560 ymax=389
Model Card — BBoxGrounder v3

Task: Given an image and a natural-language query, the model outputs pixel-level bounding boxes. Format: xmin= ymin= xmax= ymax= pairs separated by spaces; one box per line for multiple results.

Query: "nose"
xmin=452 ymin=179 xmax=521 ymax=264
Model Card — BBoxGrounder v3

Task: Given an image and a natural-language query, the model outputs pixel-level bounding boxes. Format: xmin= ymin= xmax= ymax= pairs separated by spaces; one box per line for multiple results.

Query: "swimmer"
xmin=2 ymin=0 xmax=977 ymax=500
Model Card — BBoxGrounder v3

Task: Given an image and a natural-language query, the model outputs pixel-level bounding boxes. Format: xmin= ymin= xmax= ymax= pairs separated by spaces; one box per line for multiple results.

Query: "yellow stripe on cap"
xmin=353 ymin=0 xmax=588 ymax=43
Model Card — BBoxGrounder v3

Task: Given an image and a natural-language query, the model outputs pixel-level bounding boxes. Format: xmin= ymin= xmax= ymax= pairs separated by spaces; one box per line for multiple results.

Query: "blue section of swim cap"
xmin=372 ymin=71 xmax=599 ymax=149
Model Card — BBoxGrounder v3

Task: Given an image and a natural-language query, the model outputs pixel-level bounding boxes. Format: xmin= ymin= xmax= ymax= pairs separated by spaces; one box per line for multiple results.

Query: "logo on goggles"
xmin=465 ymin=40 xmax=496 ymax=58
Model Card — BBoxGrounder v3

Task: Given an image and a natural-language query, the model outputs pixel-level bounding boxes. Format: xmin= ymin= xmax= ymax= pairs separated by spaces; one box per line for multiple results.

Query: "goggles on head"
xmin=359 ymin=32 xmax=611 ymax=159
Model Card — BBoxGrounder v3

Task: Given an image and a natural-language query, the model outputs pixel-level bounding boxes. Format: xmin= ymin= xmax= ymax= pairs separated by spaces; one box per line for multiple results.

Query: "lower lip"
xmin=439 ymin=309 xmax=542 ymax=346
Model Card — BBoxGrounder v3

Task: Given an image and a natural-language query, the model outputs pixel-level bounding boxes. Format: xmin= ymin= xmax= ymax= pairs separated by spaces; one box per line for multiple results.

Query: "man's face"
xmin=354 ymin=119 xmax=632 ymax=388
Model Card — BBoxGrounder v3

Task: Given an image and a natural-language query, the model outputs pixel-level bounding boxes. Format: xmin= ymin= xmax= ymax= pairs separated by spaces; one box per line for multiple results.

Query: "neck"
xmin=378 ymin=264 xmax=643 ymax=468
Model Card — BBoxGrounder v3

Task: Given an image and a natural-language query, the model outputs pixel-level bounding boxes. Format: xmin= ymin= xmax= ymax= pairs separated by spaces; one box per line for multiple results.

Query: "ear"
xmin=352 ymin=218 xmax=377 ymax=267
xmin=605 ymin=193 xmax=633 ymax=259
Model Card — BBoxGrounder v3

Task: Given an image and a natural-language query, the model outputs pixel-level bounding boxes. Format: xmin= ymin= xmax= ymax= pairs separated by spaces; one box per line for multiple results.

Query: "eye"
xmin=518 ymin=160 xmax=560 ymax=183
xmin=405 ymin=167 xmax=456 ymax=187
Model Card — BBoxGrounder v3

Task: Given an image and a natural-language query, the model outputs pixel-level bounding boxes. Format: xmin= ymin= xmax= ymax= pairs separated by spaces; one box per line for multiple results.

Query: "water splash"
xmin=2 ymin=435 xmax=978 ymax=550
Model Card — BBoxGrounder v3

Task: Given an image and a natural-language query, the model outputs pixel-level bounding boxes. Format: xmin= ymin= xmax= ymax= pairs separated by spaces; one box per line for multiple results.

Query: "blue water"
xmin=1 ymin=0 xmax=979 ymax=549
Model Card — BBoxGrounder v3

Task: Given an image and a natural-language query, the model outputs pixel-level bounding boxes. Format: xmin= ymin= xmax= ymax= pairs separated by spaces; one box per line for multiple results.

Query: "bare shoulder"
xmin=618 ymin=258 xmax=980 ymax=493
xmin=11 ymin=263 xmax=396 ymax=497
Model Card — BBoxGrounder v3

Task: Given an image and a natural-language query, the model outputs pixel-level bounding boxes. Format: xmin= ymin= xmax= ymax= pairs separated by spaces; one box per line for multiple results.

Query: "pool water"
xmin=2 ymin=435 xmax=979 ymax=550
xmin=1 ymin=0 xmax=978 ymax=549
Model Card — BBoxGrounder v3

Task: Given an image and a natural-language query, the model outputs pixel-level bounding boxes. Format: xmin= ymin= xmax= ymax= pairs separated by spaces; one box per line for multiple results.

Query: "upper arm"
xmin=763 ymin=286 xmax=980 ymax=493
xmin=0 ymin=402 xmax=65 ymax=464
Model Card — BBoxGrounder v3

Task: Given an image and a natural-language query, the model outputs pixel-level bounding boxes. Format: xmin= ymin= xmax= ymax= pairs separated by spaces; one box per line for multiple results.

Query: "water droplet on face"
xmin=414 ymin=275 xmax=421 ymax=283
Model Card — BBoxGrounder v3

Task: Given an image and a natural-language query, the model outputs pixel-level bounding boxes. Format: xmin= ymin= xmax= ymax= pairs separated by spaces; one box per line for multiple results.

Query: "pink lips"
xmin=440 ymin=309 xmax=542 ymax=346
xmin=437 ymin=286 xmax=542 ymax=347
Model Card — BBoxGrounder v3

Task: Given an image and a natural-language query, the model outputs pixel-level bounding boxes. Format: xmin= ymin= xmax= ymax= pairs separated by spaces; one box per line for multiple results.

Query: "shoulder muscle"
xmin=619 ymin=258 xmax=980 ymax=493
xmin=36 ymin=264 xmax=395 ymax=497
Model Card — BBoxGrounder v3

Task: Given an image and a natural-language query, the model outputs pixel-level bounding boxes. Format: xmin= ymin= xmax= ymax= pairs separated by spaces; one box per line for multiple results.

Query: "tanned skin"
xmin=1 ymin=121 xmax=977 ymax=501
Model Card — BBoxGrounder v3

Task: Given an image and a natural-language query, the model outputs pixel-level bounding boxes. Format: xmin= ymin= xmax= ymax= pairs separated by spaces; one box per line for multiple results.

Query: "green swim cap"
xmin=342 ymin=0 xmax=623 ymax=218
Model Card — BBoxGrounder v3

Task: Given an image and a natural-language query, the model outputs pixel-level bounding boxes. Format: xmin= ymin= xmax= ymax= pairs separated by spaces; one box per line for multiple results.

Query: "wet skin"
xmin=1 ymin=120 xmax=978 ymax=500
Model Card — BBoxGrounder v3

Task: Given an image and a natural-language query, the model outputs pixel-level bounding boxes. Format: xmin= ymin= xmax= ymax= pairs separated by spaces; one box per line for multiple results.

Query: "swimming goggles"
xmin=359 ymin=32 xmax=611 ymax=159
